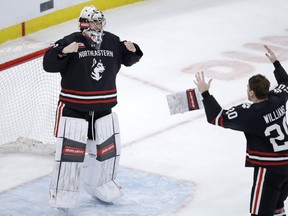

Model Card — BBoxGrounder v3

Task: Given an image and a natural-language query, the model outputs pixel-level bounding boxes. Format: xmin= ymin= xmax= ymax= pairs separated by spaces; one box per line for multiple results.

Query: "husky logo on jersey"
xmin=91 ymin=58 xmax=105 ymax=81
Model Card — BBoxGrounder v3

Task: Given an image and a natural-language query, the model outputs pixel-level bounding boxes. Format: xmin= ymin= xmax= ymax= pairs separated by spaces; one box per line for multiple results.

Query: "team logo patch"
xmin=63 ymin=146 xmax=85 ymax=156
xmin=61 ymin=138 xmax=86 ymax=162
xmin=91 ymin=58 xmax=105 ymax=81
xmin=242 ymin=102 xmax=251 ymax=109
xmin=97 ymin=136 xmax=116 ymax=161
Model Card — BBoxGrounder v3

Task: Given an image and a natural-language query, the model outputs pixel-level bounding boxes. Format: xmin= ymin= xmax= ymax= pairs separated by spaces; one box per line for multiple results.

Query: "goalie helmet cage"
xmin=0 ymin=42 xmax=60 ymax=154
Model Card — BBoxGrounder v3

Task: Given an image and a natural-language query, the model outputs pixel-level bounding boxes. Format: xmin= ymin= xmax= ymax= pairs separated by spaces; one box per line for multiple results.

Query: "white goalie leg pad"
xmin=85 ymin=139 xmax=97 ymax=157
xmin=49 ymin=117 xmax=88 ymax=208
xmin=82 ymin=112 xmax=122 ymax=202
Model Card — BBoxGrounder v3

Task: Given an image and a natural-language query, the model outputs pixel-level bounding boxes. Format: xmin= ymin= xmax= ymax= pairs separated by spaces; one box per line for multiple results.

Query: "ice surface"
xmin=1 ymin=0 xmax=288 ymax=215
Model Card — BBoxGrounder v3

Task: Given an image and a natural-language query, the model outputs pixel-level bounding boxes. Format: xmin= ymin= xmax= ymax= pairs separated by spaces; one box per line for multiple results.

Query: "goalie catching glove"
xmin=166 ymin=88 xmax=203 ymax=115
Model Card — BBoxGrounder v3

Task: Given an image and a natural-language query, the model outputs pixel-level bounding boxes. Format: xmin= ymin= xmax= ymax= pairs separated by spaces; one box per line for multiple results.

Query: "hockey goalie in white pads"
xmin=82 ymin=112 xmax=122 ymax=203
xmin=166 ymin=88 xmax=203 ymax=115
xmin=49 ymin=117 xmax=88 ymax=208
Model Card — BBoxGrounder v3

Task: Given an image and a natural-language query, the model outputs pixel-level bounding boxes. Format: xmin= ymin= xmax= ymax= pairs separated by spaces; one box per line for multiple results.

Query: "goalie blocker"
xmin=166 ymin=88 xmax=203 ymax=115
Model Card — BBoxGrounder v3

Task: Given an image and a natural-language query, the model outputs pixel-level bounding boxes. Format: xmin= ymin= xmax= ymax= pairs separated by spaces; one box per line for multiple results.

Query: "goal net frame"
xmin=0 ymin=43 xmax=60 ymax=155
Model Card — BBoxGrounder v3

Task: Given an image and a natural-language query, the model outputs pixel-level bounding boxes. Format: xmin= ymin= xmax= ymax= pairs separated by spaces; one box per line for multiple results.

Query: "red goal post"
xmin=0 ymin=42 xmax=60 ymax=154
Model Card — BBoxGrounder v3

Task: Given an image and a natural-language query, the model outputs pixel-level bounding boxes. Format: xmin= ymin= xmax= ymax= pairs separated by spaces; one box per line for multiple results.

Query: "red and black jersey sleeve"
xmin=43 ymin=32 xmax=80 ymax=72
xmin=201 ymin=91 xmax=223 ymax=125
xmin=120 ymin=41 xmax=143 ymax=66
xmin=201 ymin=91 xmax=253 ymax=132
xmin=273 ymin=61 xmax=288 ymax=85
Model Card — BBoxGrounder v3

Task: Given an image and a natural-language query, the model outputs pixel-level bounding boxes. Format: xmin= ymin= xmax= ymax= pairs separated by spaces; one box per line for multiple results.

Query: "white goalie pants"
xmin=49 ymin=113 xmax=122 ymax=208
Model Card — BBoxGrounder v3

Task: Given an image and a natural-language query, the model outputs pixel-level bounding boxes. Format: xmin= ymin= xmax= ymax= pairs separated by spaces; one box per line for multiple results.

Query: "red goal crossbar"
xmin=0 ymin=47 xmax=51 ymax=71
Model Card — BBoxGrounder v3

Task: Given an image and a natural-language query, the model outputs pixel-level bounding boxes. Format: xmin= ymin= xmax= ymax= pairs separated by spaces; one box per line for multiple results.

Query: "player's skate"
xmin=274 ymin=208 xmax=286 ymax=216
xmin=49 ymin=117 xmax=88 ymax=208
xmin=82 ymin=113 xmax=123 ymax=203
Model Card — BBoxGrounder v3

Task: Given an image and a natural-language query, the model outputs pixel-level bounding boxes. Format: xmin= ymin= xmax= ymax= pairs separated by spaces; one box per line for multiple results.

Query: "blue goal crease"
xmin=0 ymin=167 xmax=197 ymax=216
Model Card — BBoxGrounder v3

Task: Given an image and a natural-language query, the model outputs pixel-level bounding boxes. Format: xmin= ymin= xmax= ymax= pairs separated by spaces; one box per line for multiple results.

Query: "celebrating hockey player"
xmin=194 ymin=45 xmax=288 ymax=216
xmin=43 ymin=5 xmax=143 ymax=208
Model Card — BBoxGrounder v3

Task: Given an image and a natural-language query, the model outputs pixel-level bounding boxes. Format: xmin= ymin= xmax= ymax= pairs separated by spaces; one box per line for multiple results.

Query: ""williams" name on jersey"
xmin=263 ymin=105 xmax=286 ymax=124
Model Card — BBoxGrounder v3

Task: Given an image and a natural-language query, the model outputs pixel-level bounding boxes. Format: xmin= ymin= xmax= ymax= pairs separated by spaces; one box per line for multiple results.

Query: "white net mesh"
xmin=0 ymin=43 xmax=61 ymax=149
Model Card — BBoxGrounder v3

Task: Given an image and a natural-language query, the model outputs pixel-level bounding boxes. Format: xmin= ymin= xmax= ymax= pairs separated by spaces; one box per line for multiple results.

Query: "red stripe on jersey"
xmin=60 ymin=97 xmax=117 ymax=104
xmin=219 ymin=116 xmax=224 ymax=127
xmin=246 ymin=158 xmax=288 ymax=166
xmin=62 ymin=88 xmax=117 ymax=95
xmin=247 ymin=149 xmax=288 ymax=157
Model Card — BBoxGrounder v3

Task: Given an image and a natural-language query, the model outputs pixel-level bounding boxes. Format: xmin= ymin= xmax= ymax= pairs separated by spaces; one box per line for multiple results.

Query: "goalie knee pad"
xmin=49 ymin=117 xmax=88 ymax=208
xmin=82 ymin=112 xmax=122 ymax=202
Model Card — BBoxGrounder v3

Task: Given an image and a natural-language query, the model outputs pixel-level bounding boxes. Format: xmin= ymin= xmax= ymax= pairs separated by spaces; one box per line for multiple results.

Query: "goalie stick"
xmin=166 ymin=88 xmax=203 ymax=115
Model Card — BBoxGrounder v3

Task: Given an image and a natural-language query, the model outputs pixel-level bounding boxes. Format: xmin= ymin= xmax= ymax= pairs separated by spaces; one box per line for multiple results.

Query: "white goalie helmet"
xmin=79 ymin=5 xmax=106 ymax=46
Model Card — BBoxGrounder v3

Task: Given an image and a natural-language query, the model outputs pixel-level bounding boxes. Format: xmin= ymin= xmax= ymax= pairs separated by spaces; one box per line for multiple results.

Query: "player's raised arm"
xmin=193 ymin=72 xmax=224 ymax=125
xmin=264 ymin=45 xmax=288 ymax=84
xmin=264 ymin=45 xmax=277 ymax=63
xmin=194 ymin=71 xmax=212 ymax=94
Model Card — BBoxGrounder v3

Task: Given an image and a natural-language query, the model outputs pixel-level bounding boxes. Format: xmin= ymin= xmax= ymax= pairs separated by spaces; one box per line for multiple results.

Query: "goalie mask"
xmin=79 ymin=6 xmax=106 ymax=49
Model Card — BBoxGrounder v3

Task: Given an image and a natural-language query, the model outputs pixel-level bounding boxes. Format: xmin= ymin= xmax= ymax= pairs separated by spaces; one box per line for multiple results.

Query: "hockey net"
xmin=0 ymin=42 xmax=61 ymax=155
